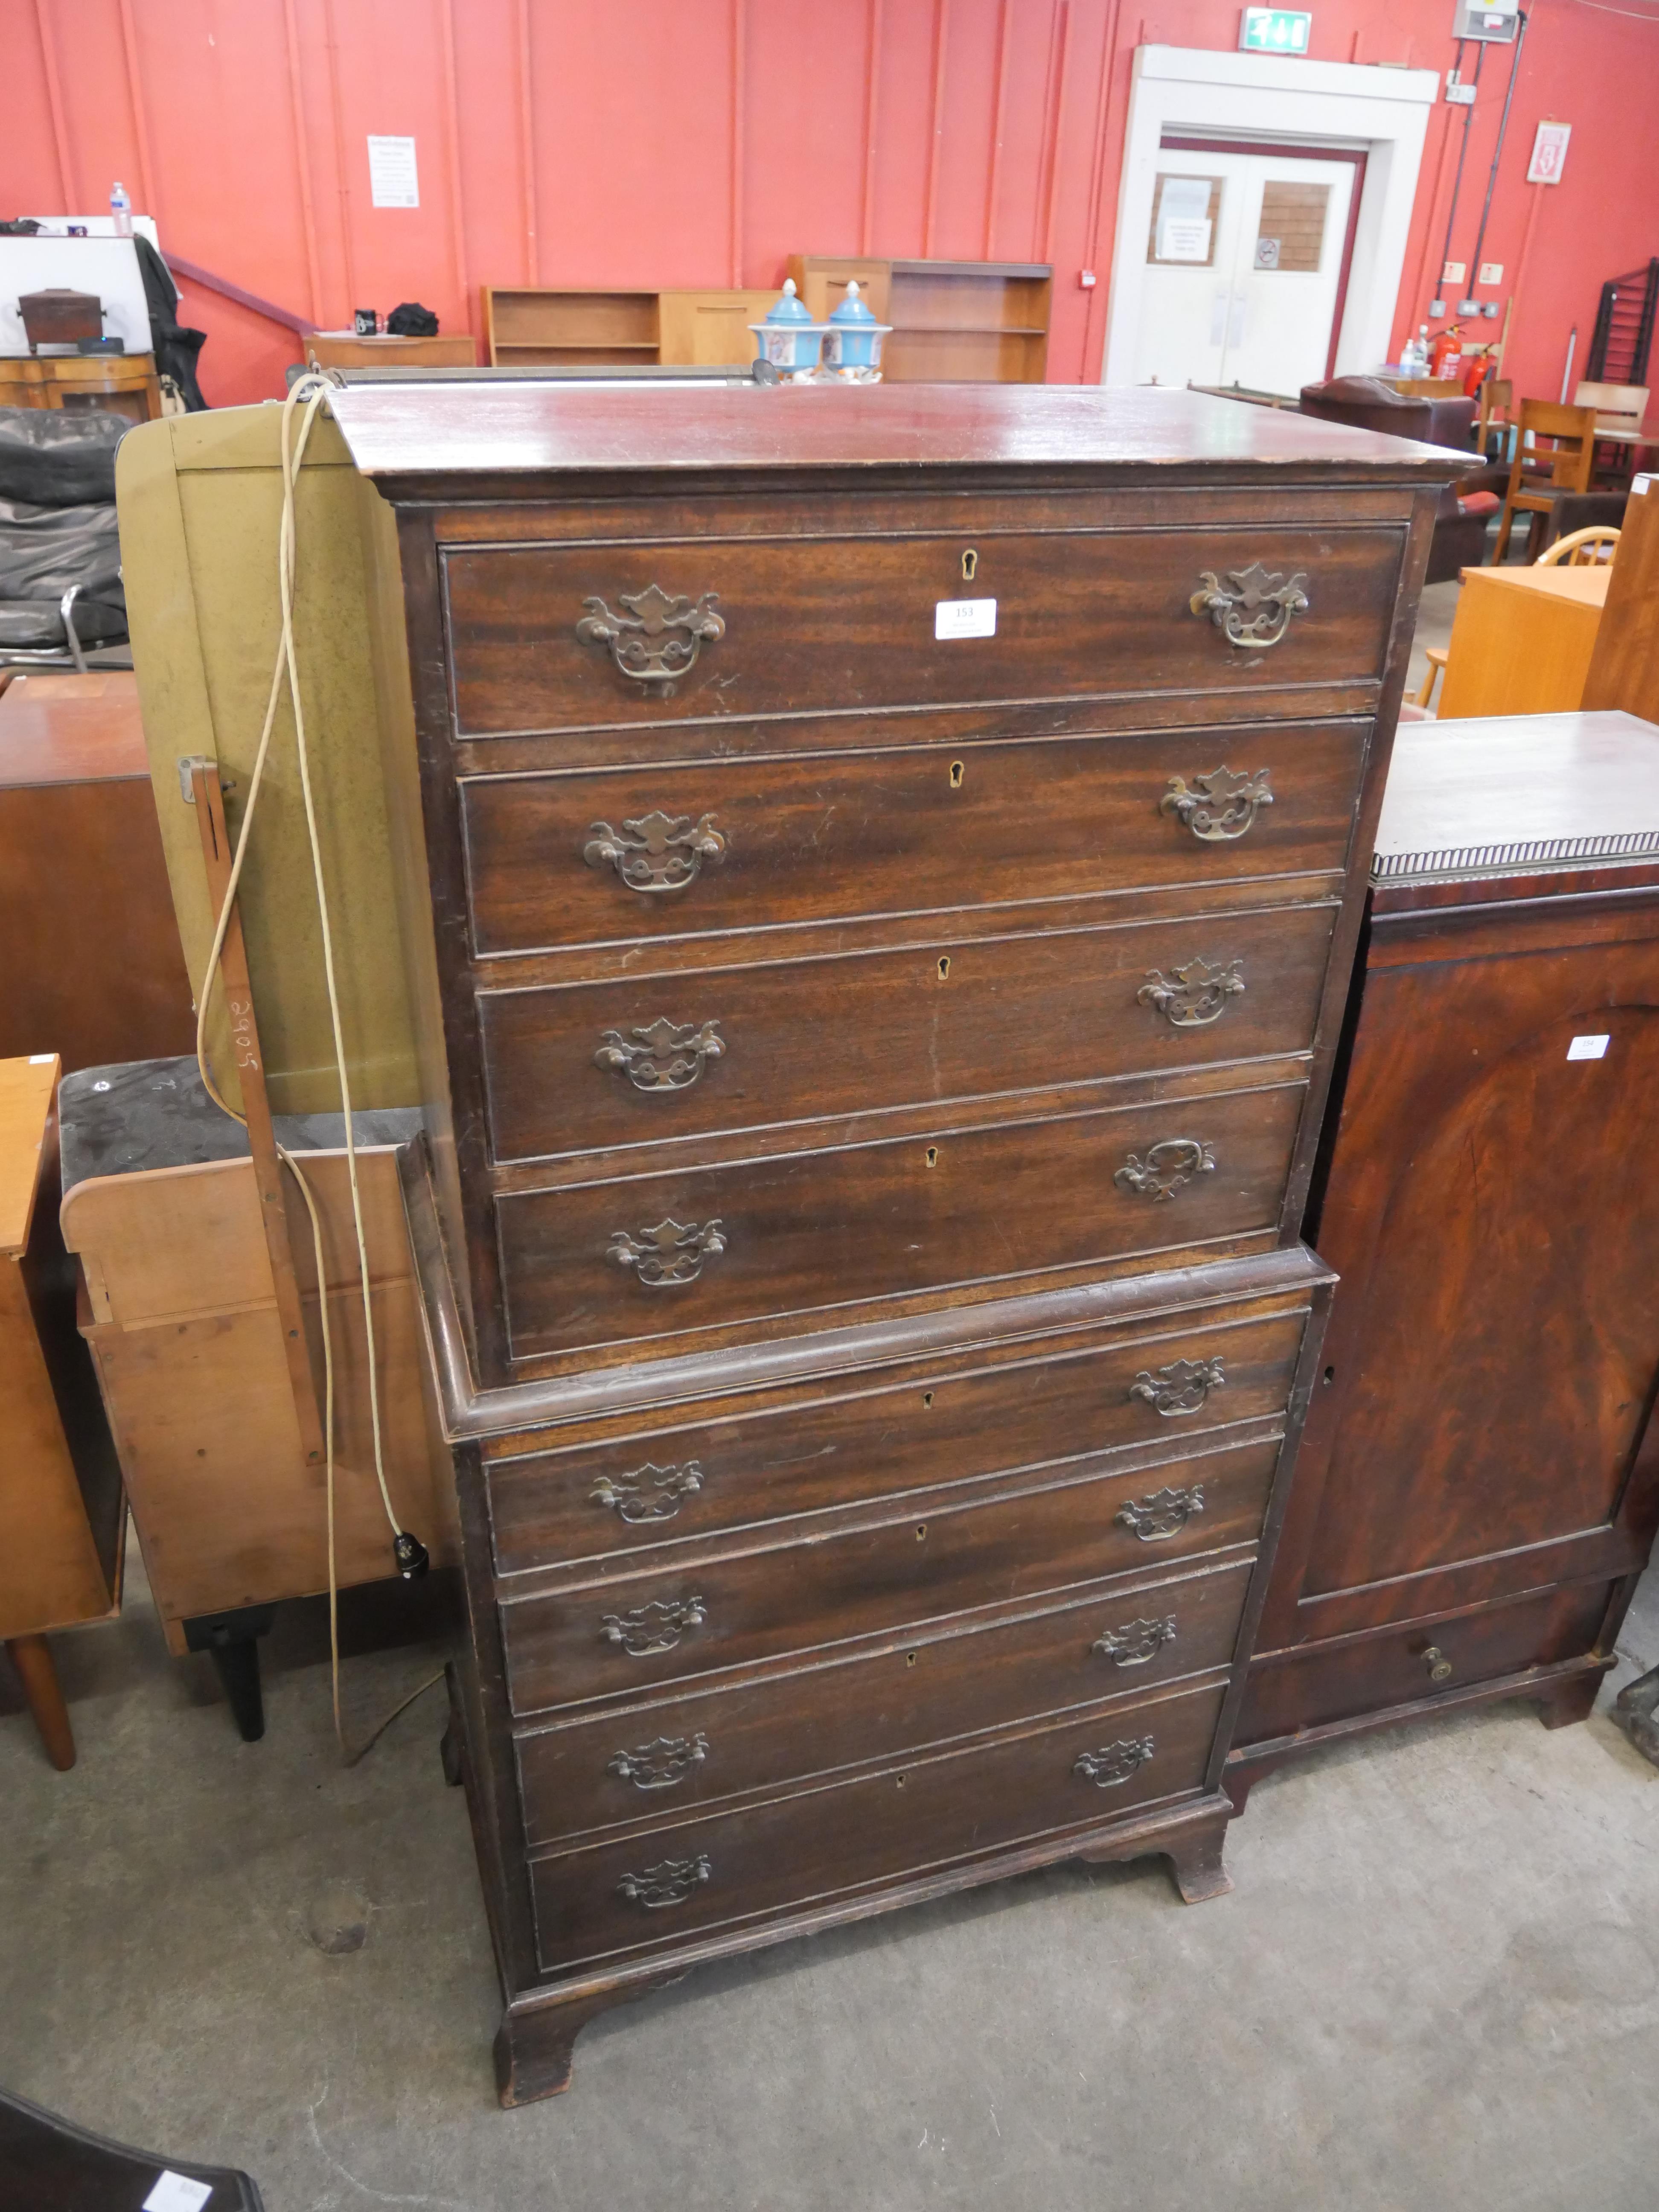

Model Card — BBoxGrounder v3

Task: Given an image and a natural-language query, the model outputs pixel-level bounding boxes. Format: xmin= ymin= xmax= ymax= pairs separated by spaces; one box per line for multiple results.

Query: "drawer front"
xmin=443 ymin=527 xmax=1402 ymax=737
xmin=488 ymin=1304 xmax=1309 ymax=1575
xmin=1238 ymin=1580 xmax=1614 ymax=1745
xmin=500 ymin=1431 xmax=1280 ymax=1716
xmin=498 ymin=1078 xmax=1307 ymax=1359
xmin=516 ymin=1557 xmax=1253 ymax=1847
xmin=481 ymin=902 xmax=1338 ymax=1165
xmin=529 ymin=1679 xmax=1228 ymax=1971
xmin=462 ymin=720 xmax=1368 ymax=957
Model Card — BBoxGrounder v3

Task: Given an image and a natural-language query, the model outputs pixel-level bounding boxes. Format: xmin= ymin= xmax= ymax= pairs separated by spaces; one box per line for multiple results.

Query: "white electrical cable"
xmin=193 ymin=373 xmax=432 ymax=1761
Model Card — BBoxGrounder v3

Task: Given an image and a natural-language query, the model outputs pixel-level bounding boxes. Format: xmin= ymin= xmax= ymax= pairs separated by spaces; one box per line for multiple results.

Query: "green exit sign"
xmin=1240 ymin=7 xmax=1313 ymax=51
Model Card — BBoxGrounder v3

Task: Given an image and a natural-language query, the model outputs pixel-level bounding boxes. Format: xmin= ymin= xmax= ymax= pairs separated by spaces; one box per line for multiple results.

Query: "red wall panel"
xmin=3 ymin=0 xmax=1656 ymax=408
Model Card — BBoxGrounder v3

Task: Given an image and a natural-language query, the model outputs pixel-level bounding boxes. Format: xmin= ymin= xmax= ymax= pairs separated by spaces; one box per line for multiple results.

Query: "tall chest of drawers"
xmin=331 ymin=383 xmax=1452 ymax=2103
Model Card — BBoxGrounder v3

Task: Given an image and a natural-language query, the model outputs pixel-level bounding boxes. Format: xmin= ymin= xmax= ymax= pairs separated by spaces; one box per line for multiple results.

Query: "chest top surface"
xmin=1372 ymin=708 xmax=1659 ymax=901
xmin=329 ymin=381 xmax=1466 ymax=496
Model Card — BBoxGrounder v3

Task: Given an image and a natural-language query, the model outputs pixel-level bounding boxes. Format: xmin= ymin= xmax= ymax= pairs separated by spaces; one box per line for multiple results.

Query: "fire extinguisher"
xmin=1429 ymin=323 xmax=1464 ymax=380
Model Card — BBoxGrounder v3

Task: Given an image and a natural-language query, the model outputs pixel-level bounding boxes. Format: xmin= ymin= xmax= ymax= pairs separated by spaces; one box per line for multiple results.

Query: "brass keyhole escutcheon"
xmin=925 ymin=1145 xmax=939 ymax=1168
xmin=896 ymin=1773 xmax=908 ymax=1788
xmin=949 ymin=760 xmax=965 ymax=789
xmin=905 ymin=1651 xmax=919 ymax=1668
xmin=921 ymin=1391 xmax=934 ymax=1409
xmin=1424 ymin=1645 xmax=1453 ymax=1684
xmin=915 ymin=1525 xmax=928 ymax=1541
xmin=961 ymin=548 xmax=978 ymax=582
xmin=937 ymin=956 xmax=951 ymax=981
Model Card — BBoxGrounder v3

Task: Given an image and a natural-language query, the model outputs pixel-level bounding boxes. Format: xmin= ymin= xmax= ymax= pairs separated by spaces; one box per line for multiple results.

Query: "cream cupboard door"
xmin=1134 ymin=150 xmax=1355 ymax=396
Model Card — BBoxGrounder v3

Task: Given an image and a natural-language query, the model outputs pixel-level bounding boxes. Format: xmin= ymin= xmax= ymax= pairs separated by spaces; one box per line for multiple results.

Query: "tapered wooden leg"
xmin=495 ymin=1975 xmax=685 ymax=2107
xmin=1534 ymin=1670 xmax=1602 ymax=1731
xmin=6 ymin=1635 xmax=75 ymax=1771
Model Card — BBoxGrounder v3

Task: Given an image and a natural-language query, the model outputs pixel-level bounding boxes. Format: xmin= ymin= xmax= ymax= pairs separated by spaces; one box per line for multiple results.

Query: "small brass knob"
xmin=1424 ymin=1646 xmax=1453 ymax=1685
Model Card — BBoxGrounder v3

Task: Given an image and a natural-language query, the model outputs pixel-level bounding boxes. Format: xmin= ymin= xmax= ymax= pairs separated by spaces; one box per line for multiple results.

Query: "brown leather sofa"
xmin=1299 ymin=375 xmax=1507 ymax=582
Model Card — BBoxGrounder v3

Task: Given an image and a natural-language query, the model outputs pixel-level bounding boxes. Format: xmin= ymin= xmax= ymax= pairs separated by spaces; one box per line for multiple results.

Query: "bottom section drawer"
xmin=1238 ymin=1580 xmax=1615 ymax=1745
xmin=516 ymin=1556 xmax=1253 ymax=1848
xmin=529 ymin=1677 xmax=1227 ymax=1974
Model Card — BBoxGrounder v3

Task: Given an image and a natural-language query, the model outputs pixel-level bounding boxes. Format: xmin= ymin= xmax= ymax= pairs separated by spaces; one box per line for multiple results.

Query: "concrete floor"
xmin=6 ymin=566 xmax=1655 ymax=2210
xmin=3 ymin=1531 xmax=1657 ymax=2212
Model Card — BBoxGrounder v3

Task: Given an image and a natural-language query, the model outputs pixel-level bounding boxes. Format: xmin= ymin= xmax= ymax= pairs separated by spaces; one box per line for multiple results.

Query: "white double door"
xmin=1132 ymin=146 xmax=1355 ymax=395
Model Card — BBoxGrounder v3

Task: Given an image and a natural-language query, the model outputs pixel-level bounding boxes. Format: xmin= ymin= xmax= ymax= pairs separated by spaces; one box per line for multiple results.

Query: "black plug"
xmin=393 ymin=1530 xmax=430 ymax=1581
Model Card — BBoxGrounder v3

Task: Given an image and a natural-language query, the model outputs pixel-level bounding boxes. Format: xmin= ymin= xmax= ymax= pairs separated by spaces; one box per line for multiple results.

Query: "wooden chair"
xmin=1573 ymin=380 xmax=1650 ymax=485
xmin=1493 ymin=399 xmax=1598 ymax=563
xmin=1477 ymin=375 xmax=1513 ymax=459
xmin=1414 ymin=645 xmax=1449 ymax=709
xmin=1536 ymin=525 xmax=1621 ymax=568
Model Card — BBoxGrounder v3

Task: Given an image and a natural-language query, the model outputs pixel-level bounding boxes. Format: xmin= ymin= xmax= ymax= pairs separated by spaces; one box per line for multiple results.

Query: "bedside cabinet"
xmin=1232 ymin=709 xmax=1659 ymax=1800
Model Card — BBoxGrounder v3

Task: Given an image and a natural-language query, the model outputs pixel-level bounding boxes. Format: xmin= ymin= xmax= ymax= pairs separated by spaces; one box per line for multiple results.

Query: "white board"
xmin=0 ymin=235 xmax=154 ymax=360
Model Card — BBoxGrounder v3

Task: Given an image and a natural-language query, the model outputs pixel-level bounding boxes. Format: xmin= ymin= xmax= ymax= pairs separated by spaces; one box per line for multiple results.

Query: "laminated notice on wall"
xmin=368 ymin=135 xmax=420 ymax=208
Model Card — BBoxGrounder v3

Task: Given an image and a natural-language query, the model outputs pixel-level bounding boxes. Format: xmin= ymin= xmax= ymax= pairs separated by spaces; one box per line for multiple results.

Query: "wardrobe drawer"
xmin=500 ymin=1431 xmax=1280 ymax=1717
xmin=481 ymin=901 xmax=1338 ymax=1165
xmin=528 ymin=1678 xmax=1228 ymax=1972
xmin=487 ymin=1302 xmax=1309 ymax=1575
xmin=461 ymin=720 xmax=1368 ymax=958
xmin=497 ymin=1078 xmax=1308 ymax=1361
xmin=515 ymin=1557 xmax=1253 ymax=1847
xmin=443 ymin=525 xmax=1402 ymax=739
xmin=1239 ymin=1580 xmax=1615 ymax=1745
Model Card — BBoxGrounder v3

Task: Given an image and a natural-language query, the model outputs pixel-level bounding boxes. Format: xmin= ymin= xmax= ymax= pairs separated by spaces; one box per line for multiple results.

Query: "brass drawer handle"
xmin=1115 ymin=1138 xmax=1215 ymax=1202
xmin=591 ymin=1459 xmax=704 ymax=1523
xmin=1190 ymin=562 xmax=1309 ymax=649
xmin=585 ymin=810 xmax=726 ymax=895
xmin=576 ymin=584 xmax=724 ymax=690
xmin=1424 ymin=1645 xmax=1454 ymax=1685
xmin=1130 ymin=1356 xmax=1226 ymax=1417
xmin=1161 ymin=765 xmax=1274 ymax=841
xmin=1116 ymin=1484 xmax=1205 ymax=1541
xmin=615 ymin=1854 xmax=712 ymax=1909
xmin=1074 ymin=1736 xmax=1155 ymax=1787
xmin=1138 ymin=956 xmax=1246 ymax=1028
xmin=596 ymin=1017 xmax=725 ymax=1092
xmin=608 ymin=1216 xmax=726 ymax=1287
xmin=1092 ymin=1615 xmax=1177 ymax=1668
xmin=599 ymin=1597 xmax=707 ymax=1655
xmin=607 ymin=1733 xmax=710 ymax=1790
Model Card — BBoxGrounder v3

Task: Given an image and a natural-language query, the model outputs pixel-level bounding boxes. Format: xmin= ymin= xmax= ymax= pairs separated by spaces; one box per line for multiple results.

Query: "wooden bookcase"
xmin=788 ymin=256 xmax=1051 ymax=381
xmin=485 ymin=262 xmax=1053 ymax=381
xmin=481 ymin=288 xmax=661 ymax=368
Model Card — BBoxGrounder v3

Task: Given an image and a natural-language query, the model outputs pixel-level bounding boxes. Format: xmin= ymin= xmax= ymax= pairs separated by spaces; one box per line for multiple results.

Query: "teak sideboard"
xmin=328 ymin=381 xmax=1455 ymax=2103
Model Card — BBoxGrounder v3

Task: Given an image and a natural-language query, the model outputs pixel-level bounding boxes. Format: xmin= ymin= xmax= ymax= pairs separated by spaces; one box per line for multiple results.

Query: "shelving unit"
xmin=482 ymin=262 xmax=1052 ymax=381
xmin=480 ymin=288 xmax=661 ymax=367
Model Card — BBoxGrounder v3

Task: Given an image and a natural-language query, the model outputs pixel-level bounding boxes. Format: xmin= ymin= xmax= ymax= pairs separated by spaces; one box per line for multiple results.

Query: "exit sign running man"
xmin=1240 ymin=8 xmax=1313 ymax=51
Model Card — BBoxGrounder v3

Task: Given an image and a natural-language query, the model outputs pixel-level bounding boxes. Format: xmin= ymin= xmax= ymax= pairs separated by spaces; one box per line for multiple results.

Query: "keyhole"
xmin=961 ymin=548 xmax=978 ymax=582
xmin=948 ymin=760 xmax=965 ymax=789
xmin=921 ymin=1391 xmax=934 ymax=1409
xmin=896 ymin=1773 xmax=908 ymax=1788
xmin=925 ymin=1145 xmax=939 ymax=1168
xmin=1323 ymin=1366 xmax=1336 ymax=1385
xmin=905 ymin=1651 xmax=919 ymax=1668
xmin=915 ymin=1524 xmax=927 ymax=1541
xmin=937 ymin=956 xmax=951 ymax=981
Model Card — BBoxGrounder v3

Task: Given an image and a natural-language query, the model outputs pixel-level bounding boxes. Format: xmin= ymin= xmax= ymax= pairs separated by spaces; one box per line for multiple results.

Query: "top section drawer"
xmin=441 ymin=524 xmax=1405 ymax=739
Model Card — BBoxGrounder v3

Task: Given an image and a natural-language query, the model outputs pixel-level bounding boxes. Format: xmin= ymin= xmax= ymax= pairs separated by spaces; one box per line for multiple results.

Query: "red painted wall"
xmin=4 ymin=0 xmax=1656 ymax=409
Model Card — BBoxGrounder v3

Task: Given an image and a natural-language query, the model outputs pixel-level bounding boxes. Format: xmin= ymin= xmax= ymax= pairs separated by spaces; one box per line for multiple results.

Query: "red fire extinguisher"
xmin=1429 ymin=323 xmax=1464 ymax=380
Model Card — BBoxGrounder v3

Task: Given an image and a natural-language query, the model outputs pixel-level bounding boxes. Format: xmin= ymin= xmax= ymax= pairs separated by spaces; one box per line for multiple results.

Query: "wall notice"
xmin=1526 ymin=122 xmax=1571 ymax=185
xmin=368 ymin=135 xmax=419 ymax=208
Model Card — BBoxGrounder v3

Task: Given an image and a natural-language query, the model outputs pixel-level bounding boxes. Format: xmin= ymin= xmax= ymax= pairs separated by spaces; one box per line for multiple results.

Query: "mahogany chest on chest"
xmin=332 ymin=381 xmax=1451 ymax=2102
xmin=1231 ymin=707 xmax=1659 ymax=1798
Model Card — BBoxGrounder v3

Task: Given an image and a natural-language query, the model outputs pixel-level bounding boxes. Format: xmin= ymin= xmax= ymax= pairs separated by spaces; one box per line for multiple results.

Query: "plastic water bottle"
xmin=110 ymin=182 xmax=133 ymax=238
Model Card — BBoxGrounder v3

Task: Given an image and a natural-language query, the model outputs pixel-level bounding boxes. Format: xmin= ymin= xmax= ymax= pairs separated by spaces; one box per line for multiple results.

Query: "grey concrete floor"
xmin=3 ymin=1531 xmax=1658 ymax=2212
